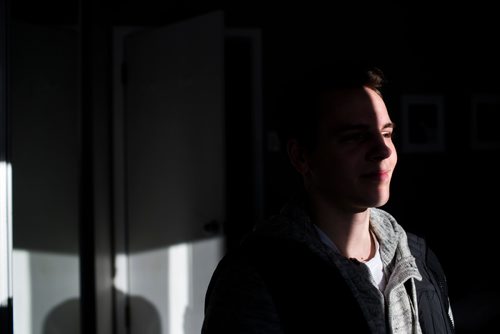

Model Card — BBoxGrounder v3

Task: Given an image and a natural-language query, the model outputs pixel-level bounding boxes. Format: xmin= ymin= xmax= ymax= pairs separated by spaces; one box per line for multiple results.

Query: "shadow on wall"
xmin=42 ymin=292 xmax=161 ymax=334
xmin=42 ymin=298 xmax=79 ymax=333
xmin=452 ymin=281 xmax=500 ymax=333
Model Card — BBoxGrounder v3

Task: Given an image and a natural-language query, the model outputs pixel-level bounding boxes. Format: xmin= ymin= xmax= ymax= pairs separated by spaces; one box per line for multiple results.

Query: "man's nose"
xmin=367 ymin=136 xmax=393 ymax=161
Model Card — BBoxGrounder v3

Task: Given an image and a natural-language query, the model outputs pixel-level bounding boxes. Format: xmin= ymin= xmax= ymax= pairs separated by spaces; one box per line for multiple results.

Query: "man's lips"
xmin=361 ymin=170 xmax=391 ymax=181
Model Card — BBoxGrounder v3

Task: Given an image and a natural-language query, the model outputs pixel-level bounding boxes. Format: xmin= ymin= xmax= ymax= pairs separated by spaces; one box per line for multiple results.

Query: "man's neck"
xmin=309 ymin=194 xmax=375 ymax=262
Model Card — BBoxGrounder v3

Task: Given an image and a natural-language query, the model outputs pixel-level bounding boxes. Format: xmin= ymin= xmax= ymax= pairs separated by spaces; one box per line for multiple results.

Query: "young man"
xmin=202 ymin=65 xmax=454 ymax=333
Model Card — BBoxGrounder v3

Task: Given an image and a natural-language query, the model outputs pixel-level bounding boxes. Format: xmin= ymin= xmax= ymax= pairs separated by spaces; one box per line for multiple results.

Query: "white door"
xmin=121 ymin=11 xmax=225 ymax=334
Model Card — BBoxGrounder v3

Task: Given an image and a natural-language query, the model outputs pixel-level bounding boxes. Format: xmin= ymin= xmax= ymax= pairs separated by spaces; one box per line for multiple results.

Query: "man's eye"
xmin=382 ymin=131 xmax=393 ymax=138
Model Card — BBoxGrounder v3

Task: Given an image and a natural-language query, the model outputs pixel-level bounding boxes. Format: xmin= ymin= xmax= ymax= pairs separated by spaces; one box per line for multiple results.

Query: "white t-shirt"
xmin=314 ymin=225 xmax=387 ymax=291
xmin=364 ymin=237 xmax=386 ymax=291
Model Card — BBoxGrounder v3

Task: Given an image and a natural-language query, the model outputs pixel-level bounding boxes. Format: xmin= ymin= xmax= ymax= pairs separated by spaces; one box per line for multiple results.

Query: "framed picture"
xmin=471 ymin=94 xmax=500 ymax=150
xmin=400 ymin=94 xmax=445 ymax=153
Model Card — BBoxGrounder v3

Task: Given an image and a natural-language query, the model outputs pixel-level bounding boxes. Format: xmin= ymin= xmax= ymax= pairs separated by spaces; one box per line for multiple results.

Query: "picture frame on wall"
xmin=400 ymin=94 xmax=445 ymax=153
xmin=470 ymin=94 xmax=500 ymax=150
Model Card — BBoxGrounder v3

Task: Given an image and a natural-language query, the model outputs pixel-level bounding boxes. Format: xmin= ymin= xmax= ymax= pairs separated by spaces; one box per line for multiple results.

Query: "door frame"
xmin=0 ymin=0 xmax=13 ymax=331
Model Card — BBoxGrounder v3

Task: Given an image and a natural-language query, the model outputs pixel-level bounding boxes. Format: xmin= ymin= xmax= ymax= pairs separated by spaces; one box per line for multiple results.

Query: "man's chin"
xmin=366 ymin=193 xmax=390 ymax=208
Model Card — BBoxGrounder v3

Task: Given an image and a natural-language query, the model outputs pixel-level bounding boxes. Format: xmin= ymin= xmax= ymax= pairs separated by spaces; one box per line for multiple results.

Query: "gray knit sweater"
xmin=251 ymin=201 xmax=423 ymax=333
xmin=202 ymin=195 xmax=458 ymax=333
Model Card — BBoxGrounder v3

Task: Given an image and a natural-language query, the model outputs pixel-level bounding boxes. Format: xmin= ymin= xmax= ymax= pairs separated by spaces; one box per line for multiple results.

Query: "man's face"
xmin=304 ymin=86 xmax=397 ymax=212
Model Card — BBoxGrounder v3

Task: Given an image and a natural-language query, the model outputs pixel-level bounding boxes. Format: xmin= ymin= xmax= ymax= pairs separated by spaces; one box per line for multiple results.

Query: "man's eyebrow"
xmin=333 ymin=122 xmax=395 ymax=133
xmin=382 ymin=122 xmax=395 ymax=130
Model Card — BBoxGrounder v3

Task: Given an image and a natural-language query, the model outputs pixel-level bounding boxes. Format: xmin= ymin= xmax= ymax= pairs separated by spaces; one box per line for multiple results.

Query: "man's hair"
xmin=277 ymin=63 xmax=386 ymax=151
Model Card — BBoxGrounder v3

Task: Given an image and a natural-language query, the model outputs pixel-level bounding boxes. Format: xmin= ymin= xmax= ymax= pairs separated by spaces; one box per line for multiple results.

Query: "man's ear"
xmin=287 ymin=139 xmax=310 ymax=175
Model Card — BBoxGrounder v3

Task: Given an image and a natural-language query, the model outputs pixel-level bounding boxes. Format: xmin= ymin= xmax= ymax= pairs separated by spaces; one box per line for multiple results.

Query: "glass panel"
xmin=11 ymin=22 xmax=80 ymax=334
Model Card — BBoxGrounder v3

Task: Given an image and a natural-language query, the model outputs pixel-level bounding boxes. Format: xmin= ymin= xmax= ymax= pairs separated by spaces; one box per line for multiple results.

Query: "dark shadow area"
xmin=451 ymin=279 xmax=499 ymax=333
xmin=128 ymin=294 xmax=162 ymax=334
xmin=43 ymin=293 xmax=161 ymax=334
xmin=0 ymin=299 xmax=13 ymax=334
xmin=43 ymin=298 xmax=80 ymax=334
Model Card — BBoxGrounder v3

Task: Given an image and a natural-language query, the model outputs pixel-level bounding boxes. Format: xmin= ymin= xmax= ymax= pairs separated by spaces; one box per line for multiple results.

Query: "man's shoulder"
xmin=405 ymin=232 xmax=427 ymax=258
xmin=405 ymin=231 xmax=443 ymax=270
xmin=405 ymin=231 xmax=449 ymax=298
xmin=405 ymin=233 xmax=453 ymax=331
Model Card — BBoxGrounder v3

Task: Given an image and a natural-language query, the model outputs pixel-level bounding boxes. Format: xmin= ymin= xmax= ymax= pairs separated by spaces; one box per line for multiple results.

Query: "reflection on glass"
xmin=11 ymin=21 xmax=80 ymax=334
xmin=128 ymin=237 xmax=223 ymax=334
xmin=169 ymin=243 xmax=189 ymax=334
